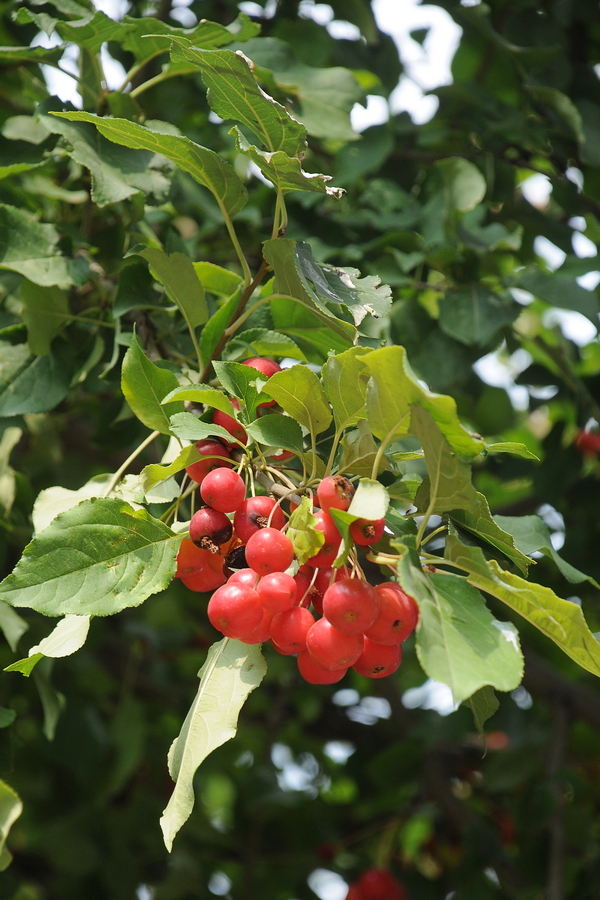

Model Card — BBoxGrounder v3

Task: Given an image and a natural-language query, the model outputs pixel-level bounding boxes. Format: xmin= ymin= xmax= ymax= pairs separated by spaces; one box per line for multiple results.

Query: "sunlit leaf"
xmin=121 ymin=334 xmax=184 ymax=434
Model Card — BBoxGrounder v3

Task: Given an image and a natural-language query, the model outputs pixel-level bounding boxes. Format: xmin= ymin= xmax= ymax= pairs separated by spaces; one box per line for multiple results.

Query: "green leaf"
xmin=29 ymin=614 xmax=91 ymax=659
xmin=133 ymin=249 xmax=208 ymax=329
xmin=438 ymin=287 xmax=519 ymax=346
xmin=435 ymin=157 xmax=486 ymax=212
xmin=516 ymin=269 xmax=599 ymax=320
xmin=347 ymin=478 xmax=389 ymax=521
xmin=4 ymin=654 xmax=43 ymax=676
xmin=0 ymin=426 xmax=21 ymax=516
xmin=494 ymin=514 xmax=597 ymax=586
xmin=19 ymin=280 xmax=69 ymax=355
xmin=32 ymin=475 xmax=115 ymax=534
xmin=169 ymin=412 xmax=244 ymax=447
xmin=51 ymin=112 xmax=248 ymax=218
xmin=386 ymin=475 xmax=422 ymax=502
xmin=0 ymin=779 xmax=22 ymax=864
xmin=0 ymin=203 xmax=72 ymax=288
xmin=264 ymin=240 xmax=356 ymax=342
xmin=141 ymin=445 xmax=205 ymax=493
xmin=168 ymin=44 xmax=306 ymax=155
xmin=338 ymin=420 xmax=392 ymax=478
xmin=200 ymin=289 xmax=242 ymax=365
xmin=0 ymin=498 xmax=182 ymax=617
xmin=0 ymin=134 xmax=53 ymax=181
xmin=449 ymin=493 xmax=532 ymax=576
xmin=485 ymin=442 xmax=540 ymax=461
xmin=121 ymin=334 xmax=184 ymax=434
xmin=0 ymin=604 xmax=27 ymax=653
xmin=193 ymin=262 xmax=242 ymax=297
xmin=0 ymin=343 xmax=73 ymax=417
xmin=466 ymin=686 xmax=499 ymax=734
xmin=0 ymin=45 xmax=64 ymax=65
xmin=0 ymin=709 xmax=15 ymax=729
xmin=322 ymin=347 xmax=369 ymax=430
xmin=42 ymin=108 xmax=171 ymax=209
xmin=528 ymin=86 xmax=584 ymax=142
xmin=227 ymin=328 xmax=306 ymax=361
xmin=446 ymin=533 xmax=600 ymax=679
xmin=263 ymin=365 xmax=332 ymax=436
xmin=213 ymin=360 xmax=262 ymax=418
xmin=307 ymin=260 xmax=392 ymax=328
xmin=231 ymin=127 xmax=343 ymax=197
xmin=33 ymin=658 xmax=65 ymax=740
xmin=161 ymin=385 xmax=237 ymax=418
xmin=287 ymin=498 xmax=324 ymax=565
xmin=245 ymin=415 xmax=304 ymax=454
xmin=398 ymin=555 xmax=523 ymax=702
xmin=363 ymin=346 xmax=485 ymax=457
xmin=160 ymin=638 xmax=266 ymax=852
xmin=119 ymin=12 xmax=259 ymax=64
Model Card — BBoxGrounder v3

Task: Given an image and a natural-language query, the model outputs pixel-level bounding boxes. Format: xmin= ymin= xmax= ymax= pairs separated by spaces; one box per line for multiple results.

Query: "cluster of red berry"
xmin=174 ymin=357 xmax=419 ymax=684
xmin=345 ymin=867 xmax=406 ymax=900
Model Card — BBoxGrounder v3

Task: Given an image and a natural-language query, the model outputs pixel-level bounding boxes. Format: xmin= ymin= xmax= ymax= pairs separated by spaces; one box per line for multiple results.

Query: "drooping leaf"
xmin=245 ymin=414 xmax=304 ymax=454
xmin=0 ymin=498 xmax=182 ymax=617
xmin=160 ymin=638 xmax=266 ymax=851
xmin=231 ymin=127 xmax=343 ymax=197
xmin=133 ymin=248 xmax=208 ymax=329
xmin=446 ymin=533 xmax=600 ymax=679
xmin=121 ymin=334 xmax=184 ymax=434
xmin=262 ymin=365 xmax=332 ymax=436
xmin=193 ymin=262 xmax=242 ymax=297
xmin=0 ymin=426 xmax=21 ymax=516
xmin=51 ymin=112 xmax=248 ymax=217
xmin=363 ymin=346 xmax=485 ymax=457
xmin=0 ymin=603 xmax=28 ymax=653
xmin=28 ymin=614 xmax=91 ymax=659
xmin=0 ymin=779 xmax=22 ymax=867
xmin=397 ymin=553 xmax=523 ymax=702
xmin=347 ymin=478 xmax=390 ymax=521
xmin=485 ymin=442 xmax=540 ymax=460
xmin=438 ymin=287 xmax=519 ymax=346
xmin=322 ymin=346 xmax=369 ymax=430
xmin=449 ymin=493 xmax=532 ymax=576
xmin=466 ymin=686 xmax=499 ymax=734
xmin=19 ymin=280 xmax=69 ymax=355
xmin=287 ymin=498 xmax=324 ymax=565
xmin=167 ymin=43 xmax=306 ymax=155
xmin=494 ymin=514 xmax=597 ymax=586
xmin=169 ymin=412 xmax=244 ymax=447
xmin=0 ymin=203 xmax=72 ymax=288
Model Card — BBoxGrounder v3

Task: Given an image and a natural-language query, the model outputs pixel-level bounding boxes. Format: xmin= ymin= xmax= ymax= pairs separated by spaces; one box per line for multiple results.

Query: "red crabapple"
xmin=365 ymin=583 xmax=419 ymax=644
xmin=352 ymin=639 xmax=402 ymax=679
xmin=306 ymin=510 xmax=342 ymax=568
xmin=207 ymin=583 xmax=262 ymax=639
xmin=234 ymin=496 xmax=285 ymax=543
xmin=189 ymin=507 xmax=233 ymax=552
xmin=246 ymin=527 xmax=294 ymax=575
xmin=317 ymin=475 xmax=355 ymax=512
xmin=306 ymin=618 xmax=363 ymax=671
xmin=213 ymin=398 xmax=247 ymax=446
xmin=297 ymin=650 xmax=348 ymax=684
xmin=257 ymin=571 xmax=297 ymax=612
xmin=270 ymin=606 xmax=314 ymax=653
xmin=349 ymin=517 xmax=385 ymax=547
xmin=185 ymin=439 xmax=232 ymax=484
xmin=322 ymin=578 xmax=380 ymax=634
xmin=200 ymin=468 xmax=246 ymax=513
xmin=242 ymin=357 xmax=282 ymax=407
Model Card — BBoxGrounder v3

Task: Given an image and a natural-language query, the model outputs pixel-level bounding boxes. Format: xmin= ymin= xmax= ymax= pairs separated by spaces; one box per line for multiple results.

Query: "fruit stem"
xmin=102 ymin=430 xmax=161 ymax=498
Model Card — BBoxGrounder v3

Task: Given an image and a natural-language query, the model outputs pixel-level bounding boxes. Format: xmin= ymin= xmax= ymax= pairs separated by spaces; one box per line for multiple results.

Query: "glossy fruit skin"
xmin=257 ymin=571 xmax=297 ymax=612
xmin=350 ymin=517 xmax=386 ymax=547
xmin=240 ymin=608 xmax=274 ymax=644
xmin=213 ymin=398 xmax=247 ymax=446
xmin=242 ymin=357 xmax=282 ymax=407
xmin=190 ymin=507 xmax=233 ymax=551
xmin=270 ymin=607 xmax=314 ymax=653
xmin=293 ymin=571 xmax=312 ymax=606
xmin=352 ymin=639 xmax=402 ymax=679
xmin=297 ymin=650 xmax=348 ymax=684
xmin=306 ymin=510 xmax=342 ymax=568
xmin=245 ymin=527 xmax=294 ymax=575
xmin=356 ymin=867 xmax=406 ymax=900
xmin=323 ymin=578 xmax=380 ymax=634
xmin=365 ymin=583 xmax=419 ymax=644
xmin=180 ymin=567 xmax=226 ymax=592
xmin=200 ymin=468 xmax=246 ymax=513
xmin=185 ymin=439 xmax=232 ymax=484
xmin=207 ymin=583 xmax=262 ymax=639
xmin=306 ymin=618 xmax=364 ymax=671
xmin=228 ymin=568 xmax=259 ymax=589
xmin=234 ymin=496 xmax=285 ymax=543
xmin=317 ymin=475 xmax=355 ymax=512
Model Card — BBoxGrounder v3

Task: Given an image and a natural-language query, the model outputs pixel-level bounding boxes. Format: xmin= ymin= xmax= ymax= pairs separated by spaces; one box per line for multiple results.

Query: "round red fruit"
xmin=258 ymin=571 xmax=297 ymax=612
xmin=228 ymin=568 xmax=258 ymax=589
xmin=345 ymin=886 xmax=364 ymax=900
xmin=352 ymin=639 xmax=402 ymax=679
xmin=298 ymin=650 xmax=348 ymax=684
xmin=317 ymin=475 xmax=355 ymax=512
xmin=365 ymin=583 xmax=419 ymax=644
xmin=180 ymin=568 xmax=226 ymax=592
xmin=306 ymin=618 xmax=363 ymax=671
xmin=349 ymin=517 xmax=385 ymax=547
xmin=240 ymin=608 xmax=274 ymax=644
xmin=574 ymin=429 xmax=600 ymax=457
xmin=213 ymin=399 xmax=247 ymax=446
xmin=242 ymin=357 xmax=282 ymax=407
xmin=246 ymin=527 xmax=294 ymax=575
xmin=234 ymin=496 xmax=285 ymax=543
xmin=189 ymin=507 xmax=233 ymax=552
xmin=185 ymin=439 xmax=232 ymax=484
xmin=357 ymin=867 xmax=406 ymax=900
xmin=270 ymin=606 xmax=314 ymax=653
xmin=200 ymin=468 xmax=246 ymax=513
xmin=207 ymin=583 xmax=262 ymax=639
xmin=306 ymin=510 xmax=342 ymax=568
xmin=323 ymin=578 xmax=380 ymax=634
